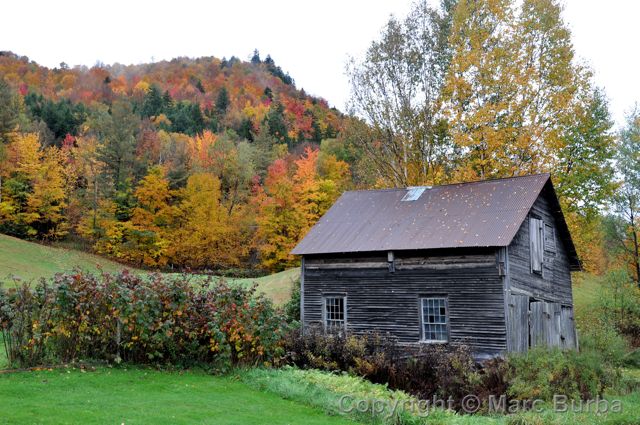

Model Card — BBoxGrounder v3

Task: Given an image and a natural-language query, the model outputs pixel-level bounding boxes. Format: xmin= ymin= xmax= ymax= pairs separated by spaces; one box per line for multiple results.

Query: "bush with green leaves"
xmin=506 ymin=348 xmax=618 ymax=401
xmin=586 ymin=269 xmax=640 ymax=347
xmin=0 ymin=270 xmax=288 ymax=369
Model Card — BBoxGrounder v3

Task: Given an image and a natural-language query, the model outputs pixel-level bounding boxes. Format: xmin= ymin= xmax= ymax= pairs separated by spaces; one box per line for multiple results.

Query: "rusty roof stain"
xmin=291 ymin=173 xmax=580 ymax=269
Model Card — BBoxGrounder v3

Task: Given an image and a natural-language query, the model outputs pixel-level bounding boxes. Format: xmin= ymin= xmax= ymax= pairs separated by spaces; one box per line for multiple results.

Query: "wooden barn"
xmin=291 ymin=174 xmax=580 ymax=358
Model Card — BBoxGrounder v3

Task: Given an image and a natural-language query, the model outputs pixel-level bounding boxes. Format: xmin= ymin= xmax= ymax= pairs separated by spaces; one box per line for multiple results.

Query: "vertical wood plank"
xmin=530 ymin=301 xmax=545 ymax=347
xmin=508 ymin=294 xmax=529 ymax=352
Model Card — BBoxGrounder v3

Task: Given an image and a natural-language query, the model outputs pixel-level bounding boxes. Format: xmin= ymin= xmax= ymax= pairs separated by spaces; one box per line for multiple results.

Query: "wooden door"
xmin=530 ymin=300 xmax=563 ymax=348
xmin=530 ymin=301 xmax=546 ymax=347
xmin=560 ymin=306 xmax=577 ymax=349
xmin=508 ymin=294 xmax=529 ymax=352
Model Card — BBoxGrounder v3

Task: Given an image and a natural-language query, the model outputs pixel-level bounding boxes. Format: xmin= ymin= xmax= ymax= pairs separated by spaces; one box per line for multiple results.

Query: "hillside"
xmin=0 ymin=234 xmax=298 ymax=304
xmin=0 ymin=51 xmax=352 ymax=273
xmin=0 ymin=233 xmax=132 ymax=280
xmin=0 ymin=50 xmax=343 ymax=145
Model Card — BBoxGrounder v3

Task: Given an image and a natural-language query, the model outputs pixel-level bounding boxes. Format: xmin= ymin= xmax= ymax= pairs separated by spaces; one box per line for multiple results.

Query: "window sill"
xmin=419 ymin=339 xmax=448 ymax=344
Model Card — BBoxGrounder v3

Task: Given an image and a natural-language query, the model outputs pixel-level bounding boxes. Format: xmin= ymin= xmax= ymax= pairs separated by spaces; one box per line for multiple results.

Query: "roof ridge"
xmin=343 ymin=173 xmax=550 ymax=194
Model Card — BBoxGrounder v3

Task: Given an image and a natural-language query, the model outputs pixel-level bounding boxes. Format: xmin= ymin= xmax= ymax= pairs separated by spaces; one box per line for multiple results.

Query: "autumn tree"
xmin=255 ymin=147 xmax=348 ymax=271
xmin=92 ymin=166 xmax=174 ymax=266
xmin=169 ymin=172 xmax=249 ymax=269
xmin=612 ymin=108 xmax=640 ymax=284
xmin=346 ymin=0 xmax=455 ymax=186
xmin=0 ymin=133 xmax=69 ymax=239
xmin=254 ymin=158 xmax=300 ymax=271
xmin=128 ymin=166 xmax=175 ymax=266
xmin=24 ymin=146 xmax=70 ymax=239
xmin=73 ymin=136 xmax=104 ymax=235
xmin=441 ymin=0 xmax=592 ymax=180
xmin=553 ymin=88 xmax=616 ymax=272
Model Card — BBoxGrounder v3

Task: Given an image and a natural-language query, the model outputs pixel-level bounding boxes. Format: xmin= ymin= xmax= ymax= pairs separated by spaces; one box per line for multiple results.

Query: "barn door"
xmin=548 ymin=303 xmax=561 ymax=347
xmin=560 ymin=306 xmax=577 ymax=349
xmin=508 ymin=294 xmax=529 ymax=352
xmin=530 ymin=301 xmax=562 ymax=348
xmin=530 ymin=301 xmax=546 ymax=347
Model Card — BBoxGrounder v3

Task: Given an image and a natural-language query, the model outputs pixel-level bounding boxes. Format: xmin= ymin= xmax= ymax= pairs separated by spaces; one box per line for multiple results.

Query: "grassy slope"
xmin=572 ymin=273 xmax=602 ymax=311
xmin=0 ymin=367 xmax=356 ymax=425
xmin=0 ymin=234 xmax=299 ymax=305
xmin=244 ymin=367 xmax=640 ymax=425
xmin=0 ymin=234 xmax=131 ymax=281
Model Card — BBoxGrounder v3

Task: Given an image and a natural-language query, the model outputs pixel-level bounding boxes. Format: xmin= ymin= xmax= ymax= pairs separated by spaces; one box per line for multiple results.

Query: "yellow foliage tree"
xmin=255 ymin=147 xmax=349 ymax=271
xmin=0 ymin=133 xmax=69 ymax=239
xmin=169 ymin=172 xmax=249 ymax=269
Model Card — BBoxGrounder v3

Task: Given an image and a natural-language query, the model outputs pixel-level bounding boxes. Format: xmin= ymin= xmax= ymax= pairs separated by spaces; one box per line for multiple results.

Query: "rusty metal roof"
xmin=292 ymin=173 xmax=580 ymax=269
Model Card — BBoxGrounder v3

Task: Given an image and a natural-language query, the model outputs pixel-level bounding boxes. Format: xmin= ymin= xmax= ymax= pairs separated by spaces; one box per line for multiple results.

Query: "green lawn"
xmin=0 ymin=367 xmax=357 ymax=425
xmin=0 ymin=234 xmax=299 ymax=305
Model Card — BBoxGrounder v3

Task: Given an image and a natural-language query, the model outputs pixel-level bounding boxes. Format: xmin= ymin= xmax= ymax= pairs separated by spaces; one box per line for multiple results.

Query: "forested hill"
xmin=0 ymin=50 xmax=343 ymax=145
xmin=0 ymin=50 xmax=352 ymax=273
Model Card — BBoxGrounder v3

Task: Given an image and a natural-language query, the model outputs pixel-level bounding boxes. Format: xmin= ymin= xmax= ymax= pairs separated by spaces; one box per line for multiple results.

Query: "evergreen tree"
xmin=91 ymin=101 xmax=140 ymax=191
xmin=265 ymin=102 xmax=289 ymax=145
xmin=140 ymin=85 xmax=164 ymax=118
xmin=215 ymin=87 xmax=230 ymax=115
xmin=0 ymin=80 xmax=17 ymax=144
xmin=263 ymin=87 xmax=273 ymax=101
xmin=237 ymin=117 xmax=254 ymax=142
xmin=24 ymin=94 xmax=86 ymax=145
xmin=251 ymin=49 xmax=261 ymax=64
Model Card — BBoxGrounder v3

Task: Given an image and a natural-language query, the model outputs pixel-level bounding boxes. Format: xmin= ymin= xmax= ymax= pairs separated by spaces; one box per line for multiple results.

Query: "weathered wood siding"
xmin=505 ymin=185 xmax=577 ymax=351
xmin=302 ymin=248 xmax=506 ymax=356
xmin=507 ymin=186 xmax=573 ymax=305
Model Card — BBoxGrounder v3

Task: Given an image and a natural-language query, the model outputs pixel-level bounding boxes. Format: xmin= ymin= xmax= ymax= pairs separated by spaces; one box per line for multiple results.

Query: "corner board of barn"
xmin=291 ymin=174 xmax=580 ymax=359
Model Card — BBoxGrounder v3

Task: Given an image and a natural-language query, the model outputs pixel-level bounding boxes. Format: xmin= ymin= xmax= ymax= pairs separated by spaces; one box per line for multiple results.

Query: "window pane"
xmin=324 ymin=297 xmax=345 ymax=332
xmin=422 ymin=297 xmax=448 ymax=342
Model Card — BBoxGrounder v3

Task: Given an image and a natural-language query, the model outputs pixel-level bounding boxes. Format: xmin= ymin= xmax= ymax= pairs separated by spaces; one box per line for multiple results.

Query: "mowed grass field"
xmin=0 ymin=367 xmax=356 ymax=425
xmin=0 ymin=234 xmax=299 ymax=305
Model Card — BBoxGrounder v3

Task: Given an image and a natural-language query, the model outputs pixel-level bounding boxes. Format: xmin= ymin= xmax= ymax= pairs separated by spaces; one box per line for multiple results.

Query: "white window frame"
xmin=322 ymin=295 xmax=346 ymax=333
xmin=530 ymin=217 xmax=545 ymax=274
xmin=420 ymin=296 xmax=449 ymax=343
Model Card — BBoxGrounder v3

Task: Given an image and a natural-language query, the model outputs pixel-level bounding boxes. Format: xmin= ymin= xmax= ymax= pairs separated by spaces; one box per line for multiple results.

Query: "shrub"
xmin=578 ymin=322 xmax=628 ymax=367
xmin=0 ymin=282 xmax=57 ymax=366
xmin=283 ymin=329 xmax=621 ymax=411
xmin=282 ymin=328 xmax=507 ymax=410
xmin=0 ymin=270 xmax=289 ymax=369
xmin=506 ymin=348 xmax=617 ymax=401
xmin=283 ymin=277 xmax=300 ymax=324
xmin=591 ymin=269 xmax=640 ymax=347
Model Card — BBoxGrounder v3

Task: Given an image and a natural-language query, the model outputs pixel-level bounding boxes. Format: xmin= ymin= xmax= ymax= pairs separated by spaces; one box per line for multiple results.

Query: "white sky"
xmin=1 ymin=0 xmax=638 ymax=126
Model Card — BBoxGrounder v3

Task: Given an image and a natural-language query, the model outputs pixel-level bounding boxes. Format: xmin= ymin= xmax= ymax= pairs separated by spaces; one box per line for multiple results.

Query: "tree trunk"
xmin=632 ymin=224 xmax=640 ymax=286
xmin=628 ymin=193 xmax=640 ymax=286
xmin=93 ymin=174 xmax=98 ymax=231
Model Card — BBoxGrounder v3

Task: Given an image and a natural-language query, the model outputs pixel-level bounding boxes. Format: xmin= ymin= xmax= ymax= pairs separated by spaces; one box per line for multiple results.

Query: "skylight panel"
xmin=401 ymin=186 xmax=429 ymax=201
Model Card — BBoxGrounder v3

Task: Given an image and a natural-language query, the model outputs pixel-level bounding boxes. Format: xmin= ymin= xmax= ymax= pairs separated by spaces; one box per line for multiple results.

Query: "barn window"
xmin=323 ymin=296 xmax=346 ymax=332
xmin=544 ymin=223 xmax=556 ymax=254
xmin=421 ymin=297 xmax=448 ymax=342
xmin=530 ymin=217 xmax=544 ymax=274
